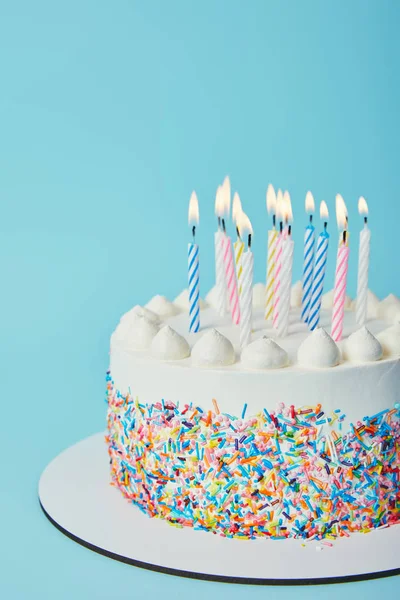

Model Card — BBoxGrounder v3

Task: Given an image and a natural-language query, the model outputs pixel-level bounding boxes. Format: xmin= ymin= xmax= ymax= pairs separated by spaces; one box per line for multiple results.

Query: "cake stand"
xmin=38 ymin=433 xmax=400 ymax=585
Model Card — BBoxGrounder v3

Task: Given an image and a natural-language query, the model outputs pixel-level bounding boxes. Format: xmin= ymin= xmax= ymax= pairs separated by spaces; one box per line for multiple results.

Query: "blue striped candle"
xmin=308 ymin=202 xmax=330 ymax=330
xmin=188 ymin=243 xmax=200 ymax=332
xmin=301 ymin=192 xmax=316 ymax=323
xmin=188 ymin=191 xmax=200 ymax=333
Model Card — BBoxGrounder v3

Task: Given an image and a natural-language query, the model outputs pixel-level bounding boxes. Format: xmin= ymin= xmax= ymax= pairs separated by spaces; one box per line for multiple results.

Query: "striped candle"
xmin=276 ymin=234 xmax=294 ymax=337
xmin=188 ymin=191 xmax=200 ymax=333
xmin=308 ymin=231 xmax=330 ymax=330
xmin=215 ymin=230 xmax=226 ymax=316
xmin=301 ymin=192 xmax=316 ymax=323
xmin=188 ymin=243 xmax=200 ymax=332
xmin=331 ymin=196 xmax=349 ymax=342
xmin=265 ymin=228 xmax=277 ymax=320
xmin=234 ymin=238 xmax=244 ymax=295
xmin=272 ymin=230 xmax=284 ymax=329
xmin=356 ymin=197 xmax=370 ymax=326
xmin=240 ymin=249 xmax=254 ymax=347
xmin=222 ymin=234 xmax=240 ymax=325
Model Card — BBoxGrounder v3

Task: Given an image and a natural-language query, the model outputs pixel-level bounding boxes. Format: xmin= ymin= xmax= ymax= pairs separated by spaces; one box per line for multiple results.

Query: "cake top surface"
xmin=111 ymin=286 xmax=400 ymax=371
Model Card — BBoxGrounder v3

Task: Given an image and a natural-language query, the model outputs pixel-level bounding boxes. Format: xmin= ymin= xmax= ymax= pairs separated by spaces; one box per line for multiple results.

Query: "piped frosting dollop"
xmin=241 ymin=337 xmax=289 ymax=370
xmin=120 ymin=304 xmax=160 ymax=327
xmin=145 ymin=295 xmax=179 ymax=318
xmin=290 ymin=281 xmax=303 ymax=308
xmin=297 ymin=328 xmax=340 ymax=368
xmin=191 ymin=329 xmax=235 ymax=367
xmin=377 ymin=294 xmax=400 ymax=320
xmin=122 ymin=315 xmax=160 ymax=350
xmin=252 ymin=283 xmax=266 ymax=309
xmin=343 ymin=326 xmax=383 ymax=362
xmin=151 ymin=325 xmax=190 ymax=360
xmin=376 ymin=323 xmax=400 ymax=357
xmin=173 ymin=289 xmax=207 ymax=312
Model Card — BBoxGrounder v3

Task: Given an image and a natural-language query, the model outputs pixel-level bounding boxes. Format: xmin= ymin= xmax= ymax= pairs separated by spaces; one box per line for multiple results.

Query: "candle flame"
xmin=320 ymin=201 xmax=329 ymax=221
xmin=283 ymin=191 xmax=293 ymax=223
xmin=221 ymin=175 xmax=231 ymax=217
xmin=237 ymin=211 xmax=253 ymax=238
xmin=335 ymin=194 xmax=348 ymax=229
xmin=305 ymin=191 xmax=315 ymax=214
xmin=188 ymin=191 xmax=199 ymax=225
xmin=214 ymin=185 xmax=224 ymax=217
xmin=358 ymin=196 xmax=368 ymax=216
xmin=232 ymin=192 xmax=242 ymax=225
xmin=266 ymin=184 xmax=277 ymax=214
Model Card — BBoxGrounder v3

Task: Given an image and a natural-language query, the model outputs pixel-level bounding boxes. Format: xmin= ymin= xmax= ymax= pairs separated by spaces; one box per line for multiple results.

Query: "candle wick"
xmin=236 ymin=225 xmax=241 ymax=240
xmin=364 ymin=216 xmax=368 ymax=225
xmin=279 ymin=221 xmax=283 ymax=234
xmin=309 ymin=214 xmax=313 ymax=224
xmin=343 ymin=230 xmax=347 ymax=245
xmin=192 ymin=225 xmax=196 ymax=242
xmin=272 ymin=214 xmax=276 ymax=228
xmin=218 ymin=216 xmax=221 ymax=230
xmin=324 ymin=221 xmax=327 ymax=231
xmin=288 ymin=225 xmax=292 ymax=236
xmin=222 ymin=218 xmax=226 ymax=233
xmin=248 ymin=233 xmax=252 ymax=249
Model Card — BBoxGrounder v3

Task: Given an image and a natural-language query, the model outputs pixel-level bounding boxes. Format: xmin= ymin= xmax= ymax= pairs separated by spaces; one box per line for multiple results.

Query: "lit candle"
xmin=188 ymin=191 xmax=200 ymax=333
xmin=221 ymin=176 xmax=240 ymax=325
xmin=308 ymin=201 xmax=330 ymax=330
xmin=214 ymin=186 xmax=226 ymax=316
xmin=272 ymin=193 xmax=284 ymax=328
xmin=232 ymin=192 xmax=244 ymax=295
xmin=238 ymin=212 xmax=254 ymax=347
xmin=331 ymin=195 xmax=349 ymax=342
xmin=301 ymin=191 xmax=316 ymax=323
xmin=265 ymin=184 xmax=277 ymax=320
xmin=274 ymin=193 xmax=294 ymax=337
xmin=356 ymin=197 xmax=370 ymax=326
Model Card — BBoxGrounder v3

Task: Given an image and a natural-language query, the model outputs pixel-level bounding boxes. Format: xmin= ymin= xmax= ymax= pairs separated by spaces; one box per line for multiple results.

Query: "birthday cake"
xmin=106 ymin=287 xmax=400 ymax=541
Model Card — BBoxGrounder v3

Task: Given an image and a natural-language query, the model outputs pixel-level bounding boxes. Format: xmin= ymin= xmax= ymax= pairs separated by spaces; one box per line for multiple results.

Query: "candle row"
xmin=188 ymin=178 xmax=370 ymax=347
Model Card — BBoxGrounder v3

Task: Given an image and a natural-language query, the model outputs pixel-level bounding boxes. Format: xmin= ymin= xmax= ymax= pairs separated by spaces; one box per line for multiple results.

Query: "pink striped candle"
xmin=222 ymin=233 xmax=240 ymax=324
xmin=331 ymin=195 xmax=349 ymax=342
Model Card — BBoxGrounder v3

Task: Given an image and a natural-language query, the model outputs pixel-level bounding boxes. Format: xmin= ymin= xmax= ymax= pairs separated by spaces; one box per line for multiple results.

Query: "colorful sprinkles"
xmin=106 ymin=373 xmax=400 ymax=541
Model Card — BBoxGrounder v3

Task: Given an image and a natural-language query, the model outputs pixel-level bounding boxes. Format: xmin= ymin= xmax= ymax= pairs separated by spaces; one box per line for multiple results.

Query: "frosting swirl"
xmin=145 ymin=295 xmax=179 ymax=318
xmin=241 ymin=337 xmax=289 ymax=370
xmin=297 ymin=328 xmax=340 ymax=368
xmin=377 ymin=323 xmax=400 ymax=357
xmin=343 ymin=326 xmax=383 ymax=362
xmin=173 ymin=289 xmax=207 ymax=312
xmin=191 ymin=329 xmax=235 ymax=367
xmin=290 ymin=281 xmax=303 ymax=308
xmin=122 ymin=315 xmax=159 ymax=351
xmin=151 ymin=325 xmax=190 ymax=360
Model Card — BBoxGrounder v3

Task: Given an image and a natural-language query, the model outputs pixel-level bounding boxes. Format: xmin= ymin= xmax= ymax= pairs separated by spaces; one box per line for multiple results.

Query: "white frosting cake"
xmin=106 ymin=287 xmax=400 ymax=542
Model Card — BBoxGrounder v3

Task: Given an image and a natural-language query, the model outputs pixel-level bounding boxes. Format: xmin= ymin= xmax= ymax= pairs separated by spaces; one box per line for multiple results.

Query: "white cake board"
xmin=38 ymin=433 xmax=400 ymax=585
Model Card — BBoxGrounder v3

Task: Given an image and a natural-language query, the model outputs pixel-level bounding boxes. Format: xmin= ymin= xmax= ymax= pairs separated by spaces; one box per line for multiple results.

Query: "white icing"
xmin=322 ymin=289 xmax=352 ymax=310
xmin=205 ymin=286 xmax=218 ymax=310
xmin=344 ymin=326 xmax=383 ymax=362
xmin=377 ymin=323 xmax=400 ymax=357
xmin=297 ymin=328 xmax=340 ymax=368
xmin=191 ymin=328 xmax=235 ymax=367
xmin=290 ymin=281 xmax=303 ymax=308
xmin=120 ymin=304 xmax=160 ymax=327
xmin=151 ymin=325 xmax=190 ymax=360
xmin=252 ymin=283 xmax=266 ymax=309
xmin=120 ymin=315 xmax=159 ymax=350
xmin=377 ymin=294 xmax=400 ymax=319
xmin=173 ymin=289 xmax=207 ymax=312
xmin=241 ymin=337 xmax=288 ymax=370
xmin=145 ymin=295 xmax=179 ymax=318
xmin=385 ymin=302 xmax=400 ymax=324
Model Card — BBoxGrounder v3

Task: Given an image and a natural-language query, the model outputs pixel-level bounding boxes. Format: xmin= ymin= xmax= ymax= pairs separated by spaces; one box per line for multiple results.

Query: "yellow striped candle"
xmin=265 ymin=184 xmax=277 ymax=320
xmin=232 ymin=191 xmax=244 ymax=294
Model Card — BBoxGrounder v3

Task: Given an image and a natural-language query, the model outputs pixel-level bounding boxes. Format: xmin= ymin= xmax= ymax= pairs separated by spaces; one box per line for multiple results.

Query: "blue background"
xmin=1 ymin=1 xmax=399 ymax=598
